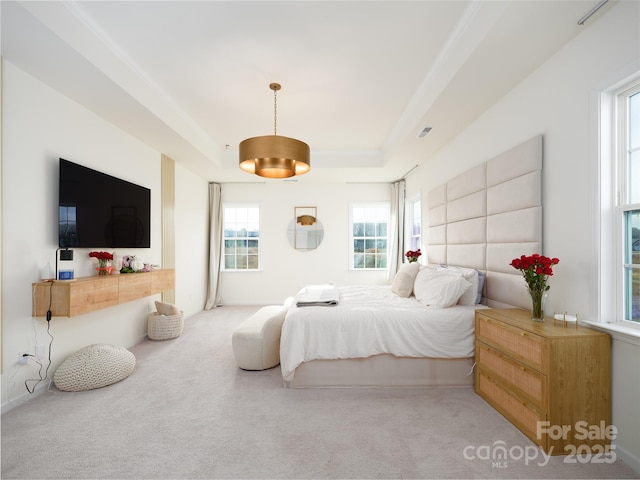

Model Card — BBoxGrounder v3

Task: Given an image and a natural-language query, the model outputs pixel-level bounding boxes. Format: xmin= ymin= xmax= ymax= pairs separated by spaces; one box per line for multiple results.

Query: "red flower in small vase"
xmin=89 ymin=251 xmax=114 ymax=269
xmin=405 ymin=249 xmax=422 ymax=263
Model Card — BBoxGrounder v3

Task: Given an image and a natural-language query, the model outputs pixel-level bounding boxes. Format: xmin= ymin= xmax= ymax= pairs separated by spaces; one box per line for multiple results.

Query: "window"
xmin=619 ymin=83 xmax=640 ymax=322
xmin=350 ymin=203 xmax=389 ymax=269
xmin=223 ymin=205 xmax=260 ymax=270
xmin=406 ymin=196 xmax=421 ymax=252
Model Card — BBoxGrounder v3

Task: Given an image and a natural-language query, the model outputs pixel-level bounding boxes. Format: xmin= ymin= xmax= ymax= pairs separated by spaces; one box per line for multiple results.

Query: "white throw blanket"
xmin=294 ymin=284 xmax=340 ymax=307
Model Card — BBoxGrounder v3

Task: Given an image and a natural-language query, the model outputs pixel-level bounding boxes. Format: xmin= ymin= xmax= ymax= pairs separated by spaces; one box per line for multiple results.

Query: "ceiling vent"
xmin=417 ymin=127 xmax=432 ymax=138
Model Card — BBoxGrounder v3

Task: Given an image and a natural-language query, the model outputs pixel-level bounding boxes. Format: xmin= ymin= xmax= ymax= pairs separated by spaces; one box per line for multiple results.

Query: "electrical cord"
xmin=25 ymin=282 xmax=55 ymax=394
xmin=48 ymin=278 xmax=54 ymax=312
xmin=24 ymin=316 xmax=54 ymax=394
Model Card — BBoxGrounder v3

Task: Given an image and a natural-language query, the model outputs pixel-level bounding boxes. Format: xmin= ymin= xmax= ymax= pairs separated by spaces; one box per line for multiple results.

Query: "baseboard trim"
xmin=615 ymin=443 xmax=640 ymax=475
xmin=1 ymin=380 xmax=51 ymax=415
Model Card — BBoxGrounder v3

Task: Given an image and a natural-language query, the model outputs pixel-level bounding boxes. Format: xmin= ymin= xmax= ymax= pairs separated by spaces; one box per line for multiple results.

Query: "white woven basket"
xmin=147 ymin=311 xmax=184 ymax=340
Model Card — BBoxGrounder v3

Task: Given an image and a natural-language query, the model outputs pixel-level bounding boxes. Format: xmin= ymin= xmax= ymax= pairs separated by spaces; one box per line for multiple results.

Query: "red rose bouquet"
xmin=89 ymin=251 xmax=114 ymax=275
xmin=405 ymin=249 xmax=422 ymax=263
xmin=510 ymin=254 xmax=559 ymax=321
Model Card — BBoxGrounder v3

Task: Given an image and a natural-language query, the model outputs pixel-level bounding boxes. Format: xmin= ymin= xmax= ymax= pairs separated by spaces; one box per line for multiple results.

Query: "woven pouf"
xmin=53 ymin=344 xmax=136 ymax=392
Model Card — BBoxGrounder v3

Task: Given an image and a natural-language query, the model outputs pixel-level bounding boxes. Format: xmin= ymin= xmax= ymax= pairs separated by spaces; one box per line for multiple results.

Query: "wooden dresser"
xmin=475 ymin=308 xmax=611 ymax=455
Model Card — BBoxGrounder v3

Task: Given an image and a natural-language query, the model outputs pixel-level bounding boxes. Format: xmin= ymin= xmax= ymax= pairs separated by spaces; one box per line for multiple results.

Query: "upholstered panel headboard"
xmin=427 ymin=135 xmax=542 ymax=309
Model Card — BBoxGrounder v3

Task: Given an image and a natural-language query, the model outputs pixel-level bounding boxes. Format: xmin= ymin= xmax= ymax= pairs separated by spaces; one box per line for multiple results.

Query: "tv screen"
xmin=59 ymin=158 xmax=151 ymax=248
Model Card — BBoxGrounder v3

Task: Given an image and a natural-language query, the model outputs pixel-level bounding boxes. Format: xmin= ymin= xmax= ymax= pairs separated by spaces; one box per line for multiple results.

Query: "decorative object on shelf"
xmin=89 ymin=251 xmax=114 ymax=276
xmin=405 ymin=249 xmax=422 ymax=263
xmin=55 ymin=247 xmax=74 ymax=282
xmin=239 ymin=82 xmax=310 ymax=178
xmin=112 ymin=254 xmax=123 ymax=274
xmin=288 ymin=207 xmax=323 ymax=250
xmin=58 ymin=269 xmax=74 ymax=280
xmin=120 ymin=255 xmax=151 ymax=273
xmin=510 ymin=254 xmax=560 ymax=322
xmin=553 ymin=312 xmax=579 ymax=329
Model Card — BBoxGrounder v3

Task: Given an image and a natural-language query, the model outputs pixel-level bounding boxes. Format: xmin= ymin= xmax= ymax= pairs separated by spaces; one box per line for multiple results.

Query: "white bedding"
xmin=280 ymin=285 xmax=485 ymax=382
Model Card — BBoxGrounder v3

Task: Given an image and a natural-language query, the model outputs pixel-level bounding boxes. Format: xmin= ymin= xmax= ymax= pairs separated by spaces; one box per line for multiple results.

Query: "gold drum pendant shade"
xmin=239 ymin=83 xmax=310 ymax=178
xmin=239 ymin=135 xmax=310 ymax=178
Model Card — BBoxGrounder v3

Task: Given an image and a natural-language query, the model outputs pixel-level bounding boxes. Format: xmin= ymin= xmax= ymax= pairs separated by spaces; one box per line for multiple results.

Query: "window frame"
xmin=405 ymin=194 xmax=421 ymax=254
xmin=616 ymin=81 xmax=640 ymax=325
xmin=349 ymin=202 xmax=390 ymax=271
xmin=595 ymin=73 xmax=640 ymax=337
xmin=222 ymin=203 xmax=261 ymax=271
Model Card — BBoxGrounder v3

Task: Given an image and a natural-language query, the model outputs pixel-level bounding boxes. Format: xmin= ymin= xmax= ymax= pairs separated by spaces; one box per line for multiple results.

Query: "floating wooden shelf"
xmin=32 ymin=269 xmax=175 ymax=317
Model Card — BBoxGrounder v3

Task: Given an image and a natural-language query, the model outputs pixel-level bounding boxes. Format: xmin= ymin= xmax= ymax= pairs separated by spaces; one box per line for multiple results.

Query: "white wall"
xmin=220 ymin=182 xmax=390 ymax=305
xmin=174 ymin=162 xmax=209 ymax=312
xmin=406 ymin=1 xmax=640 ymax=471
xmin=1 ymin=61 xmax=209 ymax=410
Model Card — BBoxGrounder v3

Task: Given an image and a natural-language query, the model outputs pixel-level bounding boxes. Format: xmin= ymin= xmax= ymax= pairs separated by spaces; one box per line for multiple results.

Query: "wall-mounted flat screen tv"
xmin=59 ymin=158 xmax=151 ymax=248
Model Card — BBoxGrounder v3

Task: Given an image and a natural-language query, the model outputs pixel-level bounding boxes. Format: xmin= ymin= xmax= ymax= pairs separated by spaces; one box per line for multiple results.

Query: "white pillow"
xmin=413 ymin=269 xmax=472 ymax=309
xmin=391 ymin=263 xmax=420 ymax=298
xmin=435 ymin=265 xmax=479 ymax=306
xmin=155 ymin=301 xmax=180 ymax=316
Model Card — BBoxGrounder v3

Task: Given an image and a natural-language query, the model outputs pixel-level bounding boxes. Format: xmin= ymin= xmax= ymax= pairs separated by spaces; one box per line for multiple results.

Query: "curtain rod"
xmin=577 ymin=0 xmax=608 ymax=25
xmin=400 ymin=164 xmax=419 ymax=180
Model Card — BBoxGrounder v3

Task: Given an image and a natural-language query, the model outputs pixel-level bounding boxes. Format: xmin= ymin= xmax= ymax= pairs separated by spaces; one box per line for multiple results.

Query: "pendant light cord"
xmin=273 ymin=87 xmax=278 ymax=135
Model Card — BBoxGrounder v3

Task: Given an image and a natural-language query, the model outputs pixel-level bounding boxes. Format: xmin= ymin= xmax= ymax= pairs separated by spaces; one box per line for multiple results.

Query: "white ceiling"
xmin=1 ymin=0 xmax=612 ymax=183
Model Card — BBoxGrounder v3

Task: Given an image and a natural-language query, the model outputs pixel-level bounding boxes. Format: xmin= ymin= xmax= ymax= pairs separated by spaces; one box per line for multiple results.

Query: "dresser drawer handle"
xmin=520 ymin=332 xmax=526 ymax=336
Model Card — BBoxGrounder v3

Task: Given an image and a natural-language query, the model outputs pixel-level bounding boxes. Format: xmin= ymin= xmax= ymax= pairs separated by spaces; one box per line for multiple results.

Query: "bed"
xmin=280 ymin=135 xmax=543 ymax=388
xmin=281 ymin=282 xmax=487 ymax=387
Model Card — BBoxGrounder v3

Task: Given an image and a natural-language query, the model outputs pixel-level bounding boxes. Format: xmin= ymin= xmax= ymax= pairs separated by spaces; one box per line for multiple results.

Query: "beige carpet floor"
xmin=1 ymin=305 xmax=638 ymax=479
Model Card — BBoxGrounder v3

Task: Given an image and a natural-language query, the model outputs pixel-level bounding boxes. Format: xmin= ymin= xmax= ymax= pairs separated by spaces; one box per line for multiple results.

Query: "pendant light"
xmin=239 ymin=83 xmax=310 ymax=178
xmin=297 ymin=215 xmax=316 ymax=226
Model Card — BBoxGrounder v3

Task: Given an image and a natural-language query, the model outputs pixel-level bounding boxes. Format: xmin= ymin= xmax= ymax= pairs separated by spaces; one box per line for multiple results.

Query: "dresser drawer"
xmin=477 ymin=370 xmax=546 ymax=449
xmin=476 ymin=314 xmax=545 ymax=371
xmin=477 ymin=344 xmax=546 ymax=408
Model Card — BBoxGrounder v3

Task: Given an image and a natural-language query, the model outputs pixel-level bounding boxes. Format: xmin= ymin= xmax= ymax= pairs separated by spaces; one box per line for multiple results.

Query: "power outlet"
xmin=17 ymin=351 xmax=37 ymax=365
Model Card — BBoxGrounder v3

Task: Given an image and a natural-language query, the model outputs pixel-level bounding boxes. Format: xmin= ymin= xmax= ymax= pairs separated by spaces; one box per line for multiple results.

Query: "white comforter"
xmin=280 ymin=285 xmax=483 ymax=381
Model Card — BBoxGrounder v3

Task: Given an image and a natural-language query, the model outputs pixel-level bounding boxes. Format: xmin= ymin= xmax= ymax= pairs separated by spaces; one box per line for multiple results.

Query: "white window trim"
xmin=348 ymin=202 xmax=390 ymax=271
xmin=222 ymin=203 xmax=262 ymax=272
xmin=583 ymin=320 xmax=640 ymax=347
xmin=592 ymin=72 xmax=640 ymax=342
xmin=405 ymin=194 xmax=421 ymax=254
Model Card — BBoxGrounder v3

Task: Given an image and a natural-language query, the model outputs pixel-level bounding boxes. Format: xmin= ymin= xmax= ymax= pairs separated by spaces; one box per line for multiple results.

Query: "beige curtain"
xmin=205 ymin=183 xmax=223 ymax=309
xmin=387 ymin=180 xmax=406 ymax=282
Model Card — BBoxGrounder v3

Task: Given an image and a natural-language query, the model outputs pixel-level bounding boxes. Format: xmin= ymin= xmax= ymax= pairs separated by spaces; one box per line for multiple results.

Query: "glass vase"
xmin=528 ymin=287 xmax=547 ymax=322
xmin=96 ymin=263 xmax=113 ymax=276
